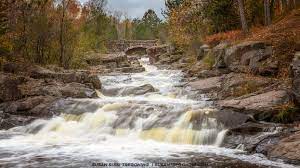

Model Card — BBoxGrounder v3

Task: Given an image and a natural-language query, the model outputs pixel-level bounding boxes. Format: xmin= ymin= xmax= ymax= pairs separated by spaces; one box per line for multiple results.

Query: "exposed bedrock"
xmin=0 ymin=62 xmax=102 ymax=130
xmin=84 ymin=52 xmax=145 ymax=74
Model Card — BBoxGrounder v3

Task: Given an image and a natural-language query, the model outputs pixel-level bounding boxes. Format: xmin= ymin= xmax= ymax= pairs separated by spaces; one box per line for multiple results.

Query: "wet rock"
xmin=218 ymin=90 xmax=291 ymax=120
xmin=146 ymin=45 xmax=170 ymax=64
xmin=49 ymin=99 xmax=101 ymax=115
xmin=268 ymin=131 xmax=300 ymax=165
xmin=213 ymin=109 xmax=253 ymax=128
xmin=1 ymin=96 xmax=57 ymax=116
xmin=0 ymin=113 xmax=37 ymax=130
xmin=157 ymin=53 xmax=182 ymax=65
xmin=120 ymin=84 xmax=157 ymax=96
xmin=222 ymin=122 xmax=293 ymax=153
xmin=87 ymin=74 xmax=101 ymax=89
xmin=116 ymin=67 xmax=145 ymax=73
xmin=60 ymin=83 xmax=97 ymax=98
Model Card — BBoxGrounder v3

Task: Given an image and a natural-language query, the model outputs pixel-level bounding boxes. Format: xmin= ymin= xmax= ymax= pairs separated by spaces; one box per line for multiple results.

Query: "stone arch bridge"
xmin=107 ymin=40 xmax=158 ymax=55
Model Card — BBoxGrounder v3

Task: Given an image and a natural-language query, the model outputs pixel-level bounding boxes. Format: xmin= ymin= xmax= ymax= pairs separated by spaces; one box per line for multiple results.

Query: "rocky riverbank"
xmin=0 ymin=52 xmax=146 ymax=130
xmin=1 ymin=40 xmax=300 ymax=165
xmin=147 ymin=41 xmax=300 ymax=165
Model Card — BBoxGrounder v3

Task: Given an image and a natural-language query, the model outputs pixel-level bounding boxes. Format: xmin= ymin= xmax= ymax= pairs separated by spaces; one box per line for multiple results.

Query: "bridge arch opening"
xmin=125 ymin=46 xmax=148 ymax=56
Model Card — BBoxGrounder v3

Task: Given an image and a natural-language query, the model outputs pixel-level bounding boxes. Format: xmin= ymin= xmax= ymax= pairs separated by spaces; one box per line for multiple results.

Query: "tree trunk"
xmin=293 ymin=0 xmax=296 ymax=8
xmin=287 ymin=0 xmax=292 ymax=9
xmin=237 ymin=0 xmax=249 ymax=34
xmin=264 ymin=0 xmax=272 ymax=25
xmin=59 ymin=0 xmax=68 ymax=68
xmin=279 ymin=0 xmax=283 ymax=14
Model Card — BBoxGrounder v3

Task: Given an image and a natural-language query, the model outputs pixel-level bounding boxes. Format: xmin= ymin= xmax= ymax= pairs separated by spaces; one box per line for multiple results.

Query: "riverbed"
xmin=0 ymin=58 xmax=296 ymax=168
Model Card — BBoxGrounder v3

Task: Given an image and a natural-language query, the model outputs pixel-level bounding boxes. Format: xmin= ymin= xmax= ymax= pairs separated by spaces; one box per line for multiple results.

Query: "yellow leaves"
xmin=167 ymin=1 xmax=206 ymax=47
xmin=0 ymin=34 xmax=13 ymax=55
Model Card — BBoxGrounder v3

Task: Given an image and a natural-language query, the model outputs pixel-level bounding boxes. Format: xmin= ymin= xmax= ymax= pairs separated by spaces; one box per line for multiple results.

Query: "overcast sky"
xmin=80 ymin=0 xmax=165 ymax=19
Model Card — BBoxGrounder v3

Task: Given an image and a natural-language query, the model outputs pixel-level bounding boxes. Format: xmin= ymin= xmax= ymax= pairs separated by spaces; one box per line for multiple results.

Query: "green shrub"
xmin=272 ymin=104 xmax=299 ymax=123
xmin=202 ymin=51 xmax=215 ymax=70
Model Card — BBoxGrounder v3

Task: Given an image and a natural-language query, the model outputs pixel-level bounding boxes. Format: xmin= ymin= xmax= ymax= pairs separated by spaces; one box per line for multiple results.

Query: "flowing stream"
xmin=0 ymin=58 xmax=297 ymax=168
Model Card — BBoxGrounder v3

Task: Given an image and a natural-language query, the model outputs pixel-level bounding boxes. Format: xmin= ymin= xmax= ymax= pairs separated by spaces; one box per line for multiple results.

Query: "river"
xmin=0 ymin=58 xmax=297 ymax=168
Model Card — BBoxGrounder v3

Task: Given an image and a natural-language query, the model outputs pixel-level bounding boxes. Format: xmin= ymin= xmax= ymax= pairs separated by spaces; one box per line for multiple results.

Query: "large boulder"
xmin=3 ymin=62 xmax=102 ymax=90
xmin=146 ymin=45 xmax=170 ymax=64
xmin=188 ymin=73 xmax=273 ymax=100
xmin=0 ymin=73 xmax=25 ymax=102
xmin=30 ymin=69 xmax=102 ymax=89
xmin=60 ymin=83 xmax=98 ymax=98
xmin=218 ymin=90 xmax=291 ymax=120
xmin=18 ymin=77 xmax=98 ymax=99
xmin=0 ymin=112 xmax=37 ymax=130
xmin=213 ymin=42 xmax=230 ymax=68
xmin=212 ymin=41 xmax=277 ymax=76
xmin=197 ymin=44 xmax=211 ymax=61
xmin=217 ymin=73 xmax=273 ymax=100
xmin=1 ymin=96 xmax=57 ymax=116
xmin=224 ymin=41 xmax=267 ymax=68
xmin=188 ymin=76 xmax=222 ymax=93
xmin=222 ymin=122 xmax=295 ymax=154
xmin=0 ymin=62 xmax=104 ymax=130
xmin=291 ymin=51 xmax=300 ymax=105
xmin=120 ymin=84 xmax=157 ymax=96
xmin=85 ymin=52 xmax=127 ymax=67
xmin=268 ymin=131 xmax=300 ymax=165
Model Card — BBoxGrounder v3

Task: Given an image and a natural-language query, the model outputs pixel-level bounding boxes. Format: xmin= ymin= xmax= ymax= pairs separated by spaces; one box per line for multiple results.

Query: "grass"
xmin=231 ymin=81 xmax=261 ymax=98
xmin=272 ymin=103 xmax=299 ymax=123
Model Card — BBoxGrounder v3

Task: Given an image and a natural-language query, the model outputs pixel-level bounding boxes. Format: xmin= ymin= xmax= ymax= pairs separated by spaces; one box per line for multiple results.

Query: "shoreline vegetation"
xmin=0 ymin=0 xmax=300 ymax=167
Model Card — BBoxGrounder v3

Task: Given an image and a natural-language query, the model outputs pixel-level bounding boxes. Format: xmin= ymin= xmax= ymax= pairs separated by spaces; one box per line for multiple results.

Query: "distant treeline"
xmin=0 ymin=0 xmax=165 ymax=68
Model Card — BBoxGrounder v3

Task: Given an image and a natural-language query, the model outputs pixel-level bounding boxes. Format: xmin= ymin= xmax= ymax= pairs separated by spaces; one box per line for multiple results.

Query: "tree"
xmin=0 ymin=0 xmax=10 ymax=56
xmin=58 ymin=0 xmax=71 ymax=68
xmin=264 ymin=0 xmax=271 ymax=25
xmin=164 ymin=0 xmax=185 ymax=17
xmin=203 ymin=0 xmax=240 ymax=33
xmin=132 ymin=9 xmax=162 ymax=40
xmin=142 ymin=9 xmax=161 ymax=35
xmin=237 ymin=0 xmax=249 ymax=33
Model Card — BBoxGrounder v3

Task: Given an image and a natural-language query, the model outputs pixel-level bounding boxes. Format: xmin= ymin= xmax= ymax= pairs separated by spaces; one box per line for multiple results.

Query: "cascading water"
xmin=0 ymin=57 xmax=297 ymax=168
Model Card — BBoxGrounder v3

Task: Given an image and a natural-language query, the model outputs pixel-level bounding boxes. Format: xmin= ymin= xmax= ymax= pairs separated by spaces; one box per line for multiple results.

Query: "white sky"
xmin=79 ymin=0 xmax=165 ymax=19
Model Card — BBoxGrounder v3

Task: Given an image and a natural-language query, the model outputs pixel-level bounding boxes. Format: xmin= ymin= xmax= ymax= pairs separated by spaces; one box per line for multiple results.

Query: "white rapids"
xmin=0 ymin=57 xmax=297 ymax=168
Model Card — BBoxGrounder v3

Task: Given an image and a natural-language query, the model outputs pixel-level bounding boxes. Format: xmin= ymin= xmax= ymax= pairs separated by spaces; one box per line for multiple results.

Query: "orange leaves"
xmin=204 ymin=30 xmax=244 ymax=46
xmin=67 ymin=0 xmax=81 ymax=19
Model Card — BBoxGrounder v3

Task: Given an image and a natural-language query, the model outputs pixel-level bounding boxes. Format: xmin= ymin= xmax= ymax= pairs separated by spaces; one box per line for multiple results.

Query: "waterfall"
xmin=1 ymin=57 xmax=294 ymax=168
xmin=12 ymin=57 xmax=225 ymax=147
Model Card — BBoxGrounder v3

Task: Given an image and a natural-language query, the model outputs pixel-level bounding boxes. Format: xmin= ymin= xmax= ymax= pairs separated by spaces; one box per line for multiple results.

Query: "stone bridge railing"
xmin=107 ymin=40 xmax=158 ymax=53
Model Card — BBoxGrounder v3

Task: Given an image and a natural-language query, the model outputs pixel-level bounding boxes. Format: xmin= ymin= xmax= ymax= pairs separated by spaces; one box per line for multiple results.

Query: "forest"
xmin=0 ymin=0 xmax=300 ymax=167
xmin=0 ymin=0 xmax=298 ymax=68
xmin=0 ymin=0 xmax=164 ymax=69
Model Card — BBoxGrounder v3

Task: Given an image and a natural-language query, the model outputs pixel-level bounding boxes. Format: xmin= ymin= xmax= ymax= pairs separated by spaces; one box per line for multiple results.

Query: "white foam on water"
xmin=0 ymin=58 xmax=297 ymax=168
